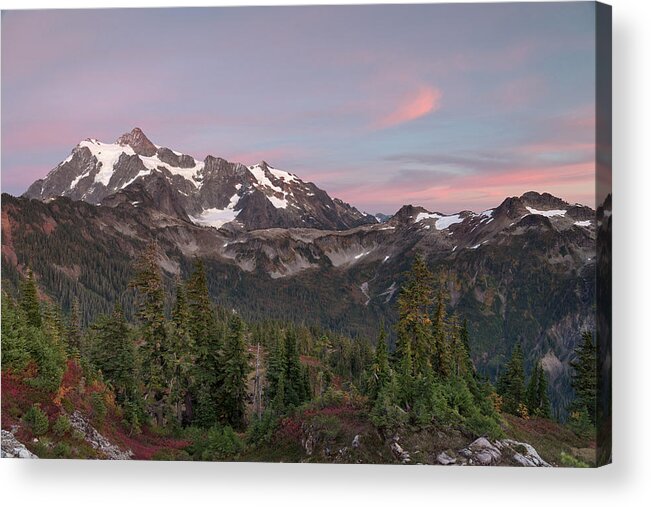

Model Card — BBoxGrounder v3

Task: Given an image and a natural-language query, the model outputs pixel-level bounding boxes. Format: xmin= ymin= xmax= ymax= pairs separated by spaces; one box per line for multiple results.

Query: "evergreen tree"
xmin=186 ymin=259 xmax=223 ymax=427
xmin=66 ymin=297 xmax=82 ymax=355
xmin=525 ymin=363 xmax=540 ymax=414
xmin=368 ymin=326 xmax=391 ymax=401
xmin=1 ymin=293 xmax=30 ymax=371
xmin=19 ymin=270 xmax=42 ymax=329
xmin=397 ymin=338 xmax=414 ymax=410
xmin=497 ymin=344 xmax=526 ymax=415
xmin=536 ymin=365 xmax=551 ymax=418
xmin=284 ymin=327 xmax=306 ymax=408
xmin=266 ymin=333 xmax=286 ymax=404
xmin=130 ymin=242 xmax=172 ymax=425
xmin=395 ymin=255 xmax=433 ymax=375
xmin=431 ymin=282 xmax=452 ymax=378
xmin=449 ymin=314 xmax=469 ymax=377
xmin=570 ymin=331 xmax=597 ymax=425
xmin=218 ymin=314 xmax=251 ymax=429
xmin=90 ymin=303 xmax=144 ymax=430
xmin=459 ymin=319 xmax=471 ymax=354
xmin=170 ymin=281 xmax=195 ymax=425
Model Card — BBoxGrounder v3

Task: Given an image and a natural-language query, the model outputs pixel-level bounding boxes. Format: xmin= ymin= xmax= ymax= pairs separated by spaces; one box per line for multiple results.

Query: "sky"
xmin=1 ymin=3 xmax=597 ymax=214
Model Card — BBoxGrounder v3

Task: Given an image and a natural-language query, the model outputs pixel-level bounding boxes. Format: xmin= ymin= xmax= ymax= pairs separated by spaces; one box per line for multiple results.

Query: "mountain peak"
xmin=116 ymin=127 xmax=157 ymax=157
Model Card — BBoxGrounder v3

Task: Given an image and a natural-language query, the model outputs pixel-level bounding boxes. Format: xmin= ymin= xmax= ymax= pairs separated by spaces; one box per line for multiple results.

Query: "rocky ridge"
xmin=24 ymin=128 xmax=376 ymax=231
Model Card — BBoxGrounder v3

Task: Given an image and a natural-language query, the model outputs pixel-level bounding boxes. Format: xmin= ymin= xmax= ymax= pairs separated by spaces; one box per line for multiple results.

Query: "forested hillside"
xmin=2 ymin=250 xmax=597 ymax=465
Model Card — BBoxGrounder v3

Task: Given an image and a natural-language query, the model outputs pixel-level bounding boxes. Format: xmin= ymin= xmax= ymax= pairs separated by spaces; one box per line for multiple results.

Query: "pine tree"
xmin=536 ymin=365 xmax=551 ymax=418
xmin=395 ymin=255 xmax=433 ymax=375
xmin=186 ymin=259 xmax=222 ymax=427
xmin=284 ymin=327 xmax=305 ymax=408
xmin=170 ymin=281 xmax=195 ymax=425
xmin=525 ymin=363 xmax=540 ymax=414
xmin=498 ymin=344 xmax=526 ymax=415
xmin=130 ymin=242 xmax=173 ymax=425
xmin=218 ymin=314 xmax=251 ymax=429
xmin=1 ymin=293 xmax=30 ymax=371
xmin=66 ymin=297 xmax=82 ymax=355
xmin=570 ymin=331 xmax=597 ymax=424
xmin=19 ymin=270 xmax=42 ymax=329
xmin=431 ymin=283 xmax=452 ymax=378
xmin=368 ymin=326 xmax=391 ymax=400
xmin=266 ymin=333 xmax=286 ymax=404
xmin=449 ymin=314 xmax=469 ymax=377
xmin=397 ymin=338 xmax=414 ymax=410
xmin=90 ymin=303 xmax=143 ymax=420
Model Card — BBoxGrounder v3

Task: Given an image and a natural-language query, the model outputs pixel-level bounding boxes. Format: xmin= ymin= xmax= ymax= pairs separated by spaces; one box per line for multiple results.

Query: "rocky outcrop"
xmin=455 ymin=437 xmax=551 ymax=467
xmin=390 ymin=438 xmax=411 ymax=464
xmin=499 ymin=439 xmax=551 ymax=467
xmin=69 ymin=411 xmax=132 ymax=460
xmin=1 ymin=429 xmax=39 ymax=458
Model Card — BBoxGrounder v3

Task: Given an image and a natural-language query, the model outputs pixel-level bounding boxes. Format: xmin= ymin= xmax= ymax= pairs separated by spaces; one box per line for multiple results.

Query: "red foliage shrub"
xmin=277 ymin=417 xmax=303 ymax=442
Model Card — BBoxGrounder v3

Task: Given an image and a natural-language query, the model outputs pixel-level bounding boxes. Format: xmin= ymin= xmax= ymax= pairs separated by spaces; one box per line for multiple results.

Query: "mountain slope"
xmin=2 ymin=186 xmax=596 ymax=415
xmin=24 ymin=128 xmax=376 ymax=231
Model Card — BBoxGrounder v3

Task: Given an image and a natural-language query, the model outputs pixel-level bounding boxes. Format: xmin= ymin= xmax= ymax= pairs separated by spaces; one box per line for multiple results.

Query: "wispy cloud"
xmin=375 ymin=86 xmax=442 ymax=129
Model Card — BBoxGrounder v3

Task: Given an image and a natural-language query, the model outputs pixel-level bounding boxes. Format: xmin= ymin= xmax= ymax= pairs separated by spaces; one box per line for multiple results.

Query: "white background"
xmin=1 ymin=0 xmax=649 ymax=505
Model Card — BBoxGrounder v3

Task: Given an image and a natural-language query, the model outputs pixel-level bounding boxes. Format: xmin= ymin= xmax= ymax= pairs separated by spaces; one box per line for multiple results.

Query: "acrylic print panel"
xmin=0 ymin=2 xmax=611 ymax=467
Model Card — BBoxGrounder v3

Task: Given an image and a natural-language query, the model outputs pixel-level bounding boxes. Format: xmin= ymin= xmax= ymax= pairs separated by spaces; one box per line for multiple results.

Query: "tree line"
xmin=2 ymin=248 xmax=597 ymax=449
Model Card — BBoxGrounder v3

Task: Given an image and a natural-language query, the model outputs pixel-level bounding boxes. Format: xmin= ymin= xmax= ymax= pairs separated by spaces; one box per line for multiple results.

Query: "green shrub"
xmin=247 ymin=410 xmax=278 ymax=446
xmin=465 ymin=412 xmax=503 ymax=439
xmin=61 ymin=397 xmax=75 ymax=414
xmin=52 ymin=414 xmax=71 ymax=437
xmin=185 ymin=425 xmax=244 ymax=461
xmin=311 ymin=414 xmax=342 ymax=441
xmin=370 ymin=383 xmax=408 ymax=431
xmin=71 ymin=430 xmax=85 ymax=441
xmin=309 ymin=387 xmax=346 ymax=410
xmin=152 ymin=448 xmax=191 ymax=461
xmin=560 ymin=451 xmax=590 ymax=468
xmin=25 ymin=326 xmax=66 ymax=393
xmin=23 ymin=403 xmax=49 ymax=436
xmin=412 ymin=378 xmax=454 ymax=426
xmin=90 ymin=392 xmax=107 ymax=427
xmin=567 ymin=406 xmax=594 ymax=439
xmin=53 ymin=442 xmax=73 ymax=458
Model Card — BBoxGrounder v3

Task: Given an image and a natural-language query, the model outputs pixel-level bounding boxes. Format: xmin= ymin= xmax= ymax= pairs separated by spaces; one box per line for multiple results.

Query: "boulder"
xmin=1 ymin=430 xmax=38 ymax=459
xmin=436 ymin=451 xmax=456 ymax=465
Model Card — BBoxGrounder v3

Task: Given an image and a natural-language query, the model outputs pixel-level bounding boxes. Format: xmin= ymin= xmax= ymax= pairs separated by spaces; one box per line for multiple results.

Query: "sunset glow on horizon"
xmin=1 ymin=3 xmax=598 ymax=214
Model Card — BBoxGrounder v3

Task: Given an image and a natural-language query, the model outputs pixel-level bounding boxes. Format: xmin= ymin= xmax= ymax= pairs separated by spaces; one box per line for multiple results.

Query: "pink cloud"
xmin=332 ymin=161 xmax=595 ymax=214
xmin=375 ymin=87 xmax=442 ymax=129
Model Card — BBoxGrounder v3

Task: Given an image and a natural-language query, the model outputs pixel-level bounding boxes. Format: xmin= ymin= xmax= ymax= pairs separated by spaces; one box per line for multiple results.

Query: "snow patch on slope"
xmin=435 ymin=214 xmax=464 ymax=230
xmin=525 ymin=206 xmax=567 ymax=218
xmin=415 ymin=212 xmax=442 ymax=223
xmin=190 ymin=192 xmax=241 ymax=229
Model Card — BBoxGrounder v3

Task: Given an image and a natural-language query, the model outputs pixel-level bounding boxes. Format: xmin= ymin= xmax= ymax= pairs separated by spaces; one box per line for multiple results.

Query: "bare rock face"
xmin=1 ymin=429 xmax=38 ymax=459
xmin=116 ymin=127 xmax=157 ymax=157
xmin=436 ymin=451 xmax=456 ymax=465
xmin=453 ymin=437 xmax=551 ymax=467
xmin=69 ymin=411 xmax=132 ymax=460
xmin=498 ymin=439 xmax=551 ymax=467
xmin=24 ymin=128 xmax=376 ymax=231
xmin=156 ymin=147 xmax=196 ymax=169
xmin=459 ymin=437 xmax=503 ymax=466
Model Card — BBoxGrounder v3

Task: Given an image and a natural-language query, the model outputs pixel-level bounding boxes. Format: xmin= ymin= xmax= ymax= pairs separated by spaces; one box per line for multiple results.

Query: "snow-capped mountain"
xmin=10 ymin=129 xmax=600 ymax=416
xmin=24 ymin=128 xmax=376 ymax=231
